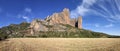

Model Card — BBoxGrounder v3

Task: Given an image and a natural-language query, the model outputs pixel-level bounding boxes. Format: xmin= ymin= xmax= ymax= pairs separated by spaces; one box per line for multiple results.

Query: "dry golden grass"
xmin=0 ymin=38 xmax=120 ymax=51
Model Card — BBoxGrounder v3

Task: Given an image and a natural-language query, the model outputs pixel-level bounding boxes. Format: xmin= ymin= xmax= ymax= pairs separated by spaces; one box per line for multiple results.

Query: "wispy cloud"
xmin=94 ymin=24 xmax=100 ymax=27
xmin=71 ymin=0 xmax=120 ymax=22
xmin=104 ymin=23 xmax=114 ymax=28
xmin=22 ymin=16 xmax=30 ymax=22
xmin=85 ymin=23 xmax=100 ymax=28
xmin=85 ymin=23 xmax=114 ymax=28
xmin=70 ymin=0 xmax=97 ymax=18
xmin=17 ymin=8 xmax=33 ymax=22
xmin=24 ymin=8 xmax=32 ymax=13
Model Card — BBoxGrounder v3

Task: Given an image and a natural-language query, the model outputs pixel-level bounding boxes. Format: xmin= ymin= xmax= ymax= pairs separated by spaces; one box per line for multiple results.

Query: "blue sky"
xmin=0 ymin=0 xmax=120 ymax=35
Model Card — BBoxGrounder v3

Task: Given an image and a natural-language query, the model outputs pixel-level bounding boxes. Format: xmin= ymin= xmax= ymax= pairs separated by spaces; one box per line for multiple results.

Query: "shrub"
xmin=0 ymin=33 xmax=8 ymax=41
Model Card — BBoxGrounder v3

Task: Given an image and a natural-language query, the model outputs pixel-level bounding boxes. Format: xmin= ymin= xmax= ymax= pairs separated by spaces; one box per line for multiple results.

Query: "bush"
xmin=0 ymin=29 xmax=9 ymax=40
xmin=0 ymin=33 xmax=8 ymax=41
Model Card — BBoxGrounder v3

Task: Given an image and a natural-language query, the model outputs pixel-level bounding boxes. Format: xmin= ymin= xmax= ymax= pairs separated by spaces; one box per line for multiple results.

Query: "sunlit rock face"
xmin=45 ymin=8 xmax=70 ymax=25
xmin=30 ymin=19 xmax=48 ymax=34
xmin=70 ymin=18 xmax=77 ymax=27
xmin=78 ymin=16 xmax=82 ymax=29
xmin=30 ymin=8 xmax=82 ymax=34
xmin=70 ymin=16 xmax=82 ymax=29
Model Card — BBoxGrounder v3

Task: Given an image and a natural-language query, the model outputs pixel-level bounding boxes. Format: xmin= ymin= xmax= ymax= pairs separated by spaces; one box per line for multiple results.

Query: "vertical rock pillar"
xmin=78 ymin=16 xmax=82 ymax=29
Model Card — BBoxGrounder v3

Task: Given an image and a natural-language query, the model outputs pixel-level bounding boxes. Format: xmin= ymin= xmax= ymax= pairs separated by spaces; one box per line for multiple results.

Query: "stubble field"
xmin=0 ymin=38 xmax=120 ymax=51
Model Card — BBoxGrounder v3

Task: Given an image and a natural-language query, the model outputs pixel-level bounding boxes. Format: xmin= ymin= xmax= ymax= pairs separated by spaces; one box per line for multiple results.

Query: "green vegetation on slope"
xmin=27 ymin=24 xmax=112 ymax=38
xmin=33 ymin=29 xmax=110 ymax=38
xmin=0 ymin=22 xmax=30 ymax=40
xmin=0 ymin=22 xmax=120 ymax=39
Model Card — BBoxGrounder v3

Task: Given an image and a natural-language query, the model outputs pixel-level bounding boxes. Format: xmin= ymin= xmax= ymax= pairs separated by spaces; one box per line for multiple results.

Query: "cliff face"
xmin=30 ymin=19 xmax=48 ymax=34
xmin=78 ymin=16 xmax=82 ymax=29
xmin=45 ymin=8 xmax=70 ymax=25
xmin=30 ymin=8 xmax=82 ymax=34
xmin=69 ymin=17 xmax=82 ymax=29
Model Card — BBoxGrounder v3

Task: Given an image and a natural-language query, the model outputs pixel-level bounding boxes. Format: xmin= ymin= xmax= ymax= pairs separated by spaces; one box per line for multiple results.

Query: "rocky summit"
xmin=29 ymin=8 xmax=82 ymax=34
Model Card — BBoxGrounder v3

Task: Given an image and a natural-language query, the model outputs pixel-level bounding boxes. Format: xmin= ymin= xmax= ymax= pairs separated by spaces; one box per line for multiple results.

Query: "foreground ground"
xmin=0 ymin=38 xmax=120 ymax=51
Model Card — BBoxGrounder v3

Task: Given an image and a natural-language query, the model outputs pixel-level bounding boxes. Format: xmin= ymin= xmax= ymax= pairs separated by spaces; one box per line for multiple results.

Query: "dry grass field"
xmin=0 ymin=38 xmax=120 ymax=51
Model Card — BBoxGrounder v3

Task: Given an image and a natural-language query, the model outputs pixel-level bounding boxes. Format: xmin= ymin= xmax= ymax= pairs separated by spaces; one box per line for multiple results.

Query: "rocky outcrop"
xmin=69 ymin=16 xmax=82 ymax=29
xmin=30 ymin=19 xmax=48 ymax=34
xmin=45 ymin=8 xmax=70 ymax=25
xmin=30 ymin=8 xmax=82 ymax=34
xmin=78 ymin=16 xmax=82 ymax=29
xmin=70 ymin=18 xmax=77 ymax=27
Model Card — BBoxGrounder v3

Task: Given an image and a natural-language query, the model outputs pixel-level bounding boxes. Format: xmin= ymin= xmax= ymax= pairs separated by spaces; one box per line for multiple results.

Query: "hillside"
xmin=0 ymin=22 xmax=118 ymax=39
xmin=0 ymin=8 xmax=120 ymax=40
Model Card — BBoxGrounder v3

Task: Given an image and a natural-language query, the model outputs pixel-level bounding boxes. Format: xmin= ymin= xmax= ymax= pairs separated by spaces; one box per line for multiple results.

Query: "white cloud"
xmin=82 ymin=0 xmax=97 ymax=7
xmin=70 ymin=0 xmax=97 ymax=18
xmin=85 ymin=23 xmax=114 ymax=28
xmin=115 ymin=0 xmax=120 ymax=12
xmin=24 ymin=8 xmax=32 ymax=13
xmin=95 ymin=24 xmax=100 ymax=27
xmin=71 ymin=6 xmax=89 ymax=18
xmin=17 ymin=8 xmax=33 ymax=22
xmin=94 ymin=23 xmax=114 ymax=28
xmin=71 ymin=0 xmax=120 ymax=23
xmin=22 ymin=16 xmax=30 ymax=22
xmin=104 ymin=24 xmax=114 ymax=28
xmin=85 ymin=23 xmax=100 ymax=28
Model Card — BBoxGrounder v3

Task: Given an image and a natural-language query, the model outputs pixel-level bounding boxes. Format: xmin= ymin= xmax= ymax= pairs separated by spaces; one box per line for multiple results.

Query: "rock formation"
xmin=30 ymin=8 xmax=82 ymax=34
xmin=30 ymin=19 xmax=48 ymax=34
xmin=45 ymin=8 xmax=70 ymax=25
xmin=78 ymin=16 xmax=82 ymax=29
xmin=70 ymin=16 xmax=82 ymax=29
